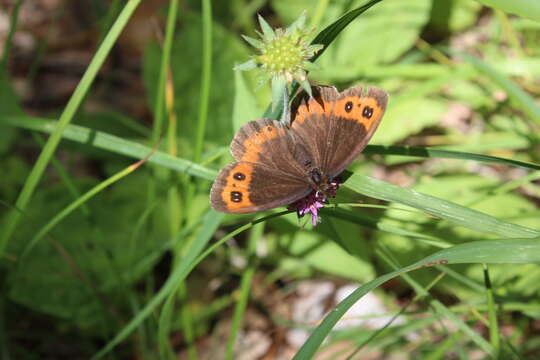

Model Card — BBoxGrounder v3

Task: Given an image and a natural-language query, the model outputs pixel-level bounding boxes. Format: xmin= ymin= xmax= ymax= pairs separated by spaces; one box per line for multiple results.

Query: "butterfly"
xmin=210 ymin=85 xmax=388 ymax=214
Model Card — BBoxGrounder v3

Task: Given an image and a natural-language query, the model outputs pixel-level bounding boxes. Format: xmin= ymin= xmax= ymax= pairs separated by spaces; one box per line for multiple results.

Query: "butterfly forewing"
xmin=289 ymin=86 xmax=339 ymax=173
xmin=210 ymin=161 xmax=311 ymax=213
xmin=211 ymin=118 xmax=312 ymax=213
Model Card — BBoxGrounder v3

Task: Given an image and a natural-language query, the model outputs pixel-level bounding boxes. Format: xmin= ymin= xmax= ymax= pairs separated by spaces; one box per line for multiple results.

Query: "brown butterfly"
xmin=210 ymin=85 xmax=388 ymax=214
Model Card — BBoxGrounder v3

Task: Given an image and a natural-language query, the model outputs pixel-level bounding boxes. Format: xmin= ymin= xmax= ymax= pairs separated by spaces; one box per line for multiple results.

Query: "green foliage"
xmin=143 ymin=13 xmax=251 ymax=142
xmin=1 ymin=0 xmax=540 ymax=359
xmin=276 ymin=0 xmax=432 ymax=78
xmin=8 ymin=175 xmax=169 ymax=330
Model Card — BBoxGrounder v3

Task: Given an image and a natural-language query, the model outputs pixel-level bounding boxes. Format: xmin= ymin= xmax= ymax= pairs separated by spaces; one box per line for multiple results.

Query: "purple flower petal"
xmin=311 ymin=212 xmax=318 ymax=226
xmin=287 ymin=178 xmax=341 ymax=226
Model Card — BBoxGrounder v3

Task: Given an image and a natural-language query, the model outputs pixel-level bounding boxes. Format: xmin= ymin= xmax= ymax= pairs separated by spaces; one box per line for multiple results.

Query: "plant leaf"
xmin=257 ymin=14 xmax=275 ymax=41
xmin=344 ymin=173 xmax=540 ymax=238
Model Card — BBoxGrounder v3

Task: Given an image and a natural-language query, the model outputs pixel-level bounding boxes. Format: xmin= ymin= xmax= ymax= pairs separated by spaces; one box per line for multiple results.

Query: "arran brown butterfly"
xmin=210 ymin=85 xmax=388 ymax=214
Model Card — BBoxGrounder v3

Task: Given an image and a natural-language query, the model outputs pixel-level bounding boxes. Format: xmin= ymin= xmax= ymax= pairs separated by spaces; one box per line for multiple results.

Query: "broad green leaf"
xmin=450 ymin=0 xmax=482 ymax=31
xmin=233 ymin=70 xmax=261 ymax=131
xmin=372 ymin=97 xmax=447 ymax=144
xmin=371 ymin=69 xmax=470 ymax=143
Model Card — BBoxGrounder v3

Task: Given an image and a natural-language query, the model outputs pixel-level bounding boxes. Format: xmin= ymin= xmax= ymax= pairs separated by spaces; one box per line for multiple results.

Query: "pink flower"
xmin=288 ymin=179 xmax=341 ymax=226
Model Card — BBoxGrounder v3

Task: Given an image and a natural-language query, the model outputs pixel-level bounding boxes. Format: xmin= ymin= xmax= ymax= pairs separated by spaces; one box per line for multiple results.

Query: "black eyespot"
xmin=345 ymin=101 xmax=353 ymax=113
xmin=231 ymin=191 xmax=243 ymax=203
xmin=362 ymin=106 xmax=374 ymax=119
xmin=233 ymin=172 xmax=246 ymax=181
xmin=267 ymin=126 xmax=273 ymax=132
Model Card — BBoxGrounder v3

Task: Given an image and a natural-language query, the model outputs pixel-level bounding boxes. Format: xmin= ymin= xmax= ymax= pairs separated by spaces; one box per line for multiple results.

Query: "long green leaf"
xmin=309 ymin=0 xmax=383 ymax=63
xmin=345 ymin=173 xmax=540 ymax=238
xmin=0 ymin=116 xmax=217 ymax=180
xmin=293 ymin=237 xmax=540 ymax=360
xmin=193 ymin=0 xmax=213 ymax=163
xmin=364 ymin=145 xmax=540 ymax=171
xmin=0 ymin=0 xmax=25 ymax=68
xmin=18 ymin=156 xmax=150 ymax=261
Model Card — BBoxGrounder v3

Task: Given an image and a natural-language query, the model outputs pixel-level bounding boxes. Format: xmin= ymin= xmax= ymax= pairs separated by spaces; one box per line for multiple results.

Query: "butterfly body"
xmin=210 ymin=85 xmax=388 ymax=214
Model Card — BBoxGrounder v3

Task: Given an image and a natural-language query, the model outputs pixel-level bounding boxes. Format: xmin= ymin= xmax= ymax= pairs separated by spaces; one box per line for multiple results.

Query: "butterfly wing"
xmin=291 ymin=85 xmax=388 ymax=178
xmin=210 ymin=118 xmax=312 ymax=213
xmin=210 ymin=161 xmax=311 ymax=213
xmin=289 ymin=85 xmax=338 ymax=172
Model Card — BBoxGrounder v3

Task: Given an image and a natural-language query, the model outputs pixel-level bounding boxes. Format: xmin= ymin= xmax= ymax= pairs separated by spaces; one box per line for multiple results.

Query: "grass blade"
xmin=18 ymin=155 xmax=151 ymax=262
xmin=193 ymin=0 xmax=213 ymax=163
xmin=483 ymin=264 xmax=500 ymax=355
xmin=344 ymin=173 xmax=540 ymax=238
xmin=4 ymin=114 xmax=540 ymax=183
xmin=364 ymin=145 xmax=540 ymax=171
xmin=0 ymin=0 xmax=25 ymax=68
xmin=309 ymin=0 xmax=383 ymax=63
xmin=225 ymin=223 xmax=263 ymax=360
xmin=0 ymin=116 xmax=217 ymax=180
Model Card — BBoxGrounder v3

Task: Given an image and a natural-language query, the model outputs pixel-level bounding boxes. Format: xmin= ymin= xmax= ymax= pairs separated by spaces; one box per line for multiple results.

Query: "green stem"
xmin=0 ymin=296 xmax=9 ymax=360
xmin=226 ymin=223 xmax=263 ymax=360
xmin=193 ymin=0 xmax=212 ymax=163
xmin=1 ymin=0 xmax=25 ymax=68
xmin=31 ymin=133 xmax=90 ymax=215
xmin=484 ymin=264 xmax=500 ymax=355
xmin=0 ymin=0 xmax=143 ymax=257
xmin=18 ymin=156 xmax=150 ymax=261
xmin=152 ymin=0 xmax=178 ymax=145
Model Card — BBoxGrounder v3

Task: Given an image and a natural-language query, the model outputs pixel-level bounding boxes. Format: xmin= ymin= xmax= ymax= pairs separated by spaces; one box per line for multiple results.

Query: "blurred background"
xmin=0 ymin=0 xmax=539 ymax=359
